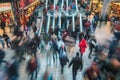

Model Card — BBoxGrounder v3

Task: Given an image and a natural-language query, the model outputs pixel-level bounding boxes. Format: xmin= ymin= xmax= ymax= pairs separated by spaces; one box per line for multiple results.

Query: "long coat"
xmin=79 ymin=39 xmax=87 ymax=54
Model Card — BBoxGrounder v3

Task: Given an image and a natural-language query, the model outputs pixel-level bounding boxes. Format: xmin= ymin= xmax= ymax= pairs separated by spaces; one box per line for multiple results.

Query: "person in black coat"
xmin=6 ymin=56 xmax=19 ymax=80
xmin=0 ymin=49 xmax=5 ymax=65
xmin=29 ymin=39 xmax=38 ymax=57
xmin=3 ymin=33 xmax=11 ymax=48
xmin=68 ymin=52 xmax=83 ymax=80
xmin=88 ymin=38 xmax=97 ymax=59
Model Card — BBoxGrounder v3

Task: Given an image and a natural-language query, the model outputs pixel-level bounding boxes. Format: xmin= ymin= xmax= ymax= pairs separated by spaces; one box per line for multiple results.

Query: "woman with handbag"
xmin=59 ymin=45 xmax=69 ymax=74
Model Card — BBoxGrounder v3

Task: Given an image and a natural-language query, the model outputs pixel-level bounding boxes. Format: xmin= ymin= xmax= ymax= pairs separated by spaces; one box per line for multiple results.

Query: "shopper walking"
xmin=59 ymin=45 xmax=69 ymax=74
xmin=68 ymin=52 xmax=83 ymax=80
xmin=79 ymin=38 xmax=87 ymax=58
xmin=84 ymin=62 xmax=101 ymax=80
xmin=27 ymin=55 xmax=38 ymax=80
xmin=88 ymin=38 xmax=97 ymax=59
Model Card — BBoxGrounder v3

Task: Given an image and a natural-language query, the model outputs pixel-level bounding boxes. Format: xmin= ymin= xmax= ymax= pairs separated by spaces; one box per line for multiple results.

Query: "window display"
xmin=110 ymin=2 xmax=120 ymax=16
xmin=0 ymin=3 xmax=14 ymax=27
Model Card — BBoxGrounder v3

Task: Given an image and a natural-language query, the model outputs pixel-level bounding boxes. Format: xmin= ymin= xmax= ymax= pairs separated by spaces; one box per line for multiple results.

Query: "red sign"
xmin=19 ymin=0 xmax=35 ymax=8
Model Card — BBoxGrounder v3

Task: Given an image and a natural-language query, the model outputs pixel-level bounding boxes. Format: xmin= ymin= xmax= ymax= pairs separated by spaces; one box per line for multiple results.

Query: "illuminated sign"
xmin=0 ymin=3 xmax=12 ymax=11
xmin=19 ymin=0 xmax=36 ymax=8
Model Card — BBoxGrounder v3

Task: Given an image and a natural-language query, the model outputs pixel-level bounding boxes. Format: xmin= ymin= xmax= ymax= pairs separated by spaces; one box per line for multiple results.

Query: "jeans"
xmin=72 ymin=70 xmax=77 ymax=80
xmin=30 ymin=69 xmax=37 ymax=80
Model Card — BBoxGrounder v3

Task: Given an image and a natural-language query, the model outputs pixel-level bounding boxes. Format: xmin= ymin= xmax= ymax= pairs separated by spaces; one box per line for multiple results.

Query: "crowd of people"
xmin=0 ymin=0 xmax=120 ymax=80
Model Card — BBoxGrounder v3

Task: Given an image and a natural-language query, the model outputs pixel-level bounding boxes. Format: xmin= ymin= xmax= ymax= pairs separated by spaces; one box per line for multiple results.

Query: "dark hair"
xmin=76 ymin=52 xmax=79 ymax=56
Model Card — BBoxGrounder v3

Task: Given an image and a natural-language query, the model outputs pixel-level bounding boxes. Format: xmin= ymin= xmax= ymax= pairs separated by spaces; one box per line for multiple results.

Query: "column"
xmin=52 ymin=15 xmax=55 ymax=31
xmin=67 ymin=20 xmax=69 ymax=29
xmin=58 ymin=12 xmax=61 ymax=29
xmin=53 ymin=0 xmax=56 ymax=10
xmin=53 ymin=0 xmax=56 ymax=31
xmin=47 ymin=14 xmax=51 ymax=33
xmin=46 ymin=0 xmax=48 ymax=9
xmin=80 ymin=13 xmax=83 ymax=32
xmin=38 ymin=16 xmax=43 ymax=36
xmin=72 ymin=14 xmax=75 ymax=31
xmin=66 ymin=0 xmax=68 ymax=12
xmin=61 ymin=0 xmax=64 ymax=9
xmin=75 ymin=0 xmax=78 ymax=11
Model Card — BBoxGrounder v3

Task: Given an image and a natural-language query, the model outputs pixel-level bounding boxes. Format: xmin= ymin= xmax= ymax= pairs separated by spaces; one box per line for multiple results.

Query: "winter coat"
xmin=79 ymin=39 xmax=87 ymax=54
xmin=69 ymin=56 xmax=83 ymax=71
xmin=27 ymin=56 xmax=37 ymax=73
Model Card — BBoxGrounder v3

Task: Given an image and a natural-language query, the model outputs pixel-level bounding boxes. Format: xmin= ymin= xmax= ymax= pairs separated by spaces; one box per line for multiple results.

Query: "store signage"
xmin=0 ymin=3 xmax=12 ymax=12
xmin=19 ymin=0 xmax=36 ymax=8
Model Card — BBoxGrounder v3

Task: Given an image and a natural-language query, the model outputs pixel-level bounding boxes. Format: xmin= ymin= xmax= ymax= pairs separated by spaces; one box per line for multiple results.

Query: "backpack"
xmin=89 ymin=39 xmax=96 ymax=48
xmin=59 ymin=48 xmax=66 ymax=57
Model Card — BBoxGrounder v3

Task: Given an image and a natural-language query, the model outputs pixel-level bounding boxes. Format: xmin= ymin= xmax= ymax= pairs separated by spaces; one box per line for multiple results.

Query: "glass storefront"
xmin=0 ymin=3 xmax=14 ymax=27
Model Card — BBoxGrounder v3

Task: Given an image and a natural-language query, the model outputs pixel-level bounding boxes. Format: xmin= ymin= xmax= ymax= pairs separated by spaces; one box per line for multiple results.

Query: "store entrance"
xmin=0 ymin=10 xmax=14 ymax=29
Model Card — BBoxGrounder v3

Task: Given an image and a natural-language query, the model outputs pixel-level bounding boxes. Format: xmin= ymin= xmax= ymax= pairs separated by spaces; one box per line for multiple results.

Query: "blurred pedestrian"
xmin=0 ymin=49 xmax=5 ymax=65
xmin=51 ymin=33 xmax=58 ymax=62
xmin=88 ymin=38 xmax=97 ymax=59
xmin=72 ymin=2 xmax=76 ymax=11
xmin=16 ymin=40 xmax=25 ymax=62
xmin=27 ymin=55 xmax=38 ymax=80
xmin=59 ymin=45 xmax=69 ymax=74
xmin=108 ymin=39 xmax=118 ymax=58
xmin=43 ymin=68 xmax=54 ymax=80
xmin=0 ymin=36 xmax=5 ymax=48
xmin=79 ymin=38 xmax=87 ymax=58
xmin=3 ymin=33 xmax=12 ymax=48
xmin=85 ymin=21 xmax=91 ymax=33
xmin=6 ymin=56 xmax=19 ymax=80
xmin=100 ymin=57 xmax=120 ymax=80
xmin=84 ymin=62 xmax=101 ymax=80
xmin=32 ymin=24 xmax=37 ymax=34
xmin=68 ymin=52 xmax=83 ymax=80
xmin=29 ymin=39 xmax=38 ymax=57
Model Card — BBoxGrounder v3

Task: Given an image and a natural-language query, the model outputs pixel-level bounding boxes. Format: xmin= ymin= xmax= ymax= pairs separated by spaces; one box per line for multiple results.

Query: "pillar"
xmin=80 ymin=13 xmax=83 ymax=32
xmin=52 ymin=15 xmax=55 ymax=31
xmin=46 ymin=0 xmax=48 ymax=9
xmin=38 ymin=16 xmax=43 ymax=36
xmin=72 ymin=14 xmax=75 ymax=31
xmin=67 ymin=20 xmax=69 ymax=30
xmin=75 ymin=0 xmax=78 ymax=11
xmin=47 ymin=14 xmax=50 ymax=33
xmin=58 ymin=12 xmax=61 ymax=29
xmin=61 ymin=0 xmax=64 ymax=9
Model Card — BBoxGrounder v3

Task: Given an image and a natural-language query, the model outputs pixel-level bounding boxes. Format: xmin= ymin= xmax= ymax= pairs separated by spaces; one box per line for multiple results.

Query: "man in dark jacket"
xmin=0 ymin=49 xmax=5 ymax=65
xmin=88 ymin=38 xmax=97 ymax=59
xmin=68 ymin=52 xmax=83 ymax=80
xmin=7 ymin=56 xmax=19 ymax=80
xmin=29 ymin=39 xmax=38 ymax=57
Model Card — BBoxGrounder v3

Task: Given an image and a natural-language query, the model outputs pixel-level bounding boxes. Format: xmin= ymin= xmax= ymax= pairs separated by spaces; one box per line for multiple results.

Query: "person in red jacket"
xmin=79 ymin=38 xmax=87 ymax=58
xmin=27 ymin=55 xmax=38 ymax=80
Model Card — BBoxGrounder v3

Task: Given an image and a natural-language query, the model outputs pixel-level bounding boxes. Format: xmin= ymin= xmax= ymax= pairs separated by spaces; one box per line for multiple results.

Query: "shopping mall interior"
xmin=0 ymin=0 xmax=120 ymax=80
